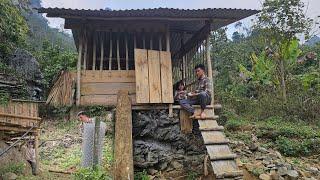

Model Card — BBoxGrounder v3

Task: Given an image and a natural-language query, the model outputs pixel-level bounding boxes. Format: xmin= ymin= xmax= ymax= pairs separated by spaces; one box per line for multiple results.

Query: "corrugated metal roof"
xmin=37 ymin=7 xmax=259 ymax=20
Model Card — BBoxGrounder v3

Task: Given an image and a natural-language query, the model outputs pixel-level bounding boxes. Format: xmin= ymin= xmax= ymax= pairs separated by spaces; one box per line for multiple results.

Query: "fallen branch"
xmin=49 ymin=169 xmax=73 ymax=174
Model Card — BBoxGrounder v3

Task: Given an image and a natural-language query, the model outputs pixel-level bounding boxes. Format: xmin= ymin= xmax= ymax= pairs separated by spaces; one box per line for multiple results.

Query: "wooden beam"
xmin=173 ymin=23 xmax=211 ymax=59
xmin=150 ymin=30 xmax=153 ymax=50
xmin=205 ymin=35 xmax=214 ymax=105
xmin=114 ymin=90 xmax=133 ymax=179
xmin=76 ymin=31 xmax=83 ymax=106
xmin=159 ymin=34 xmax=162 ymax=51
xmin=109 ymin=30 xmax=113 ymax=70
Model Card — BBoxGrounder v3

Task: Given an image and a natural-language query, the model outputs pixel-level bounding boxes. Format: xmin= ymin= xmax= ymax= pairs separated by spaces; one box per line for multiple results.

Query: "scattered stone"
xmin=307 ymin=167 xmax=319 ymax=174
xmin=286 ymin=170 xmax=299 ymax=180
xmin=147 ymin=168 xmax=158 ymax=175
xmin=258 ymin=147 xmax=269 ymax=153
xmin=259 ymin=173 xmax=271 ymax=180
xmin=170 ymin=161 xmax=183 ymax=170
xmin=277 ymin=166 xmax=288 ymax=176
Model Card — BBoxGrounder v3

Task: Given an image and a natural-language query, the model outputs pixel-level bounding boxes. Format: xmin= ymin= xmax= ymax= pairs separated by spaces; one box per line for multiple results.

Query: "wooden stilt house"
xmin=39 ymin=7 xmax=258 ymax=179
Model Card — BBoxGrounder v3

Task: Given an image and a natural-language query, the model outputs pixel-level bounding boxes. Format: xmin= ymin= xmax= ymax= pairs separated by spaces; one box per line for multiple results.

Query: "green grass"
xmin=224 ymin=112 xmax=320 ymax=157
xmin=0 ymin=163 xmax=25 ymax=176
xmin=134 ymin=170 xmax=150 ymax=180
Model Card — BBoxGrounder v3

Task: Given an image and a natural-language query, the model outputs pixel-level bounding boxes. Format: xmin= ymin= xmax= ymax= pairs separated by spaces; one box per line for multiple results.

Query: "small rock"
xmin=258 ymin=147 xmax=269 ymax=153
xmin=2 ymin=172 xmax=18 ymax=180
xmin=286 ymin=170 xmax=299 ymax=180
xmin=158 ymin=162 xmax=168 ymax=170
xmin=259 ymin=173 xmax=271 ymax=180
xmin=270 ymin=170 xmax=280 ymax=180
xmin=278 ymin=166 xmax=288 ymax=176
xmin=249 ymin=143 xmax=259 ymax=151
xmin=307 ymin=167 xmax=319 ymax=174
xmin=147 ymin=168 xmax=158 ymax=175
xmin=170 ymin=161 xmax=183 ymax=170
xmin=267 ymin=164 xmax=276 ymax=169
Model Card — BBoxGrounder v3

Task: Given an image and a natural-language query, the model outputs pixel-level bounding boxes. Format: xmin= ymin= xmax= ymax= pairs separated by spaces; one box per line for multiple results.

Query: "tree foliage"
xmin=0 ymin=0 xmax=29 ymax=56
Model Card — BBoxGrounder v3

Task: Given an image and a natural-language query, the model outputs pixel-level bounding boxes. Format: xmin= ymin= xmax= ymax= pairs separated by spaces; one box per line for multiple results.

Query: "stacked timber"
xmin=46 ymin=71 xmax=75 ymax=107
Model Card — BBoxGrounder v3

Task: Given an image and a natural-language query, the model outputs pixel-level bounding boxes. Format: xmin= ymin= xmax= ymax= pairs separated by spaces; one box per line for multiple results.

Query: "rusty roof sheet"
xmin=37 ymin=7 xmax=259 ymax=20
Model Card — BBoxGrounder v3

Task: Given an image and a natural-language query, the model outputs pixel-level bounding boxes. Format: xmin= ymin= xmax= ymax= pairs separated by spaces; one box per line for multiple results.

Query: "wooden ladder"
xmin=183 ymin=106 xmax=242 ymax=179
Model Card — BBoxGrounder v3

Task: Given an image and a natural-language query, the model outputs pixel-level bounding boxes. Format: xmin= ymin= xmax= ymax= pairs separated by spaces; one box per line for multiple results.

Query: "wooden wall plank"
xmin=81 ymin=70 xmax=135 ymax=83
xmin=134 ymin=49 xmax=149 ymax=103
xmin=160 ymin=51 xmax=174 ymax=103
xmin=81 ymin=94 xmax=136 ymax=106
xmin=81 ymin=82 xmax=136 ymax=95
xmin=148 ymin=50 xmax=162 ymax=103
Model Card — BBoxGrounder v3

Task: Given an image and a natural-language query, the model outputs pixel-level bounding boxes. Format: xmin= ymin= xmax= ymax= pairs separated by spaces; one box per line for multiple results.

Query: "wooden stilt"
xmin=150 ymin=30 xmax=153 ymax=50
xmin=159 ymin=34 xmax=162 ymax=51
xmin=83 ymin=31 xmax=88 ymax=70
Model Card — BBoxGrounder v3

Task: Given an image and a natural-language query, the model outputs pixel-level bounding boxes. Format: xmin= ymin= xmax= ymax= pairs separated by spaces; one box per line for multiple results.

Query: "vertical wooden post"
xmin=150 ymin=30 xmax=153 ymax=50
xmin=166 ymin=25 xmax=170 ymax=52
xmin=114 ymin=90 xmax=133 ymax=180
xmin=76 ymin=31 xmax=83 ymax=106
xmin=166 ymin=25 xmax=173 ymax=117
xmin=83 ymin=31 xmax=88 ymax=70
xmin=109 ymin=30 xmax=113 ymax=70
xmin=100 ymin=32 xmax=104 ymax=71
xmin=34 ymin=130 xmax=39 ymax=174
xmin=134 ymin=32 xmax=137 ymax=49
xmin=206 ymin=35 xmax=214 ymax=105
xmin=117 ymin=31 xmax=120 ymax=70
xmin=92 ymin=32 xmax=97 ymax=70
xmin=142 ymin=33 xmax=146 ymax=49
xmin=93 ymin=117 xmax=101 ymax=168
xmin=159 ymin=34 xmax=162 ymax=51
xmin=125 ymin=32 xmax=129 ymax=70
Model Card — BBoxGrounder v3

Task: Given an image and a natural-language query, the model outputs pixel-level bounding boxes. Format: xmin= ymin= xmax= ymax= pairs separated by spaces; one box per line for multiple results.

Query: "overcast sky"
xmin=41 ymin=0 xmax=320 ymax=37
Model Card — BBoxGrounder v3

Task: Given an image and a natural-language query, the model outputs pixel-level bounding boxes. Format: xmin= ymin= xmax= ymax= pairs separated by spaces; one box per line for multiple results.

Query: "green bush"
xmin=0 ymin=163 xmax=25 ymax=176
xmin=73 ymin=167 xmax=111 ymax=180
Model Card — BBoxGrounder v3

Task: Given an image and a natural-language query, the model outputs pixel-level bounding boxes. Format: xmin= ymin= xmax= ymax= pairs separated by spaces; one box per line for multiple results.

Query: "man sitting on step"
xmin=179 ymin=64 xmax=212 ymax=119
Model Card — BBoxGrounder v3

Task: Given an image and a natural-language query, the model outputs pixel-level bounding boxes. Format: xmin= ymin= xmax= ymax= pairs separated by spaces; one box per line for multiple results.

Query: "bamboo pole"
xmin=92 ymin=32 xmax=96 ymax=70
xmin=117 ymin=31 xmax=120 ymax=70
xmin=76 ymin=31 xmax=83 ymax=106
xmin=100 ymin=32 xmax=104 ymax=71
xmin=205 ymin=36 xmax=214 ymax=105
xmin=109 ymin=30 xmax=113 ymax=70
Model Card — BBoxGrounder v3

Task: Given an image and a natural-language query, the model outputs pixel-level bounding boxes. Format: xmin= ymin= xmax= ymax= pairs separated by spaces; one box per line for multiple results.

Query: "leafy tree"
xmin=257 ymin=0 xmax=312 ymax=102
xmin=0 ymin=0 xmax=29 ymax=57
xmin=37 ymin=41 xmax=77 ymax=91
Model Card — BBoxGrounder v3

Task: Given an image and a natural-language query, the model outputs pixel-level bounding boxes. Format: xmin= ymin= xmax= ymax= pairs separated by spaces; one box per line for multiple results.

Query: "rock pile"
xmin=231 ymin=139 xmax=320 ymax=180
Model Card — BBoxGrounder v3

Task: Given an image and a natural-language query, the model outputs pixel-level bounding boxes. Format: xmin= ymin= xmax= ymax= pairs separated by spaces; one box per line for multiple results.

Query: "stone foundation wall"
xmin=132 ymin=110 xmax=208 ymax=176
